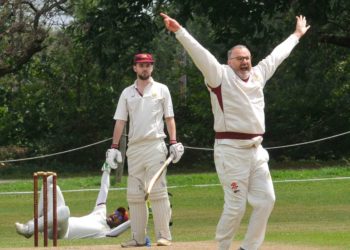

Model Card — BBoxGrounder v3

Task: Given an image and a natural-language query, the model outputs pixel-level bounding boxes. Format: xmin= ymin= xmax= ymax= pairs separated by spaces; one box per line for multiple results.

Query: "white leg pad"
xmin=128 ymin=202 xmax=148 ymax=244
xmin=150 ymin=198 xmax=172 ymax=240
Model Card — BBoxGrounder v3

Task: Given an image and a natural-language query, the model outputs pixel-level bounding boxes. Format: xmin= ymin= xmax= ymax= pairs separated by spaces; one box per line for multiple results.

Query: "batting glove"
xmin=106 ymin=148 xmax=122 ymax=169
xmin=169 ymin=142 xmax=184 ymax=163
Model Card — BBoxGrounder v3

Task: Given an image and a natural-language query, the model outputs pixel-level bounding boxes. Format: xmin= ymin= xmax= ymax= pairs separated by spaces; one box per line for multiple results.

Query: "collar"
xmin=133 ymin=77 xmax=154 ymax=97
xmin=133 ymin=77 xmax=154 ymax=88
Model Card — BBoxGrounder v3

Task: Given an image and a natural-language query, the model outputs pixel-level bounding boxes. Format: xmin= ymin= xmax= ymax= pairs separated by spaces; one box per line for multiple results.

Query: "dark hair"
xmin=106 ymin=207 xmax=129 ymax=229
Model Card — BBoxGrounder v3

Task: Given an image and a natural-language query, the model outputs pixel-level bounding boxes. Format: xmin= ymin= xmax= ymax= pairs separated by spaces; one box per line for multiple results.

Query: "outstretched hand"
xmin=294 ymin=15 xmax=310 ymax=39
xmin=160 ymin=13 xmax=181 ymax=33
xmin=105 ymin=148 xmax=122 ymax=169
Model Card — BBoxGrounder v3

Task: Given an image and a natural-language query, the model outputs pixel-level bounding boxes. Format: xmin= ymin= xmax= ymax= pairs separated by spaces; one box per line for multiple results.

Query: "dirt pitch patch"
xmin=4 ymin=241 xmax=336 ymax=250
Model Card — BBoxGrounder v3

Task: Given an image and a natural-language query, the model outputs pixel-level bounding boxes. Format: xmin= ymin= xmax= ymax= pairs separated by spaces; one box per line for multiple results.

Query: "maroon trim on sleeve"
xmin=209 ymin=85 xmax=224 ymax=112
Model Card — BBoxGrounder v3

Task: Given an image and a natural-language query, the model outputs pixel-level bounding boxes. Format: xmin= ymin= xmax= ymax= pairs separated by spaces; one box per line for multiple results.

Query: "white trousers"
xmin=28 ymin=171 xmax=111 ymax=239
xmin=214 ymin=142 xmax=275 ymax=250
xmin=126 ymin=139 xmax=171 ymax=243
xmin=28 ymin=176 xmax=70 ymax=239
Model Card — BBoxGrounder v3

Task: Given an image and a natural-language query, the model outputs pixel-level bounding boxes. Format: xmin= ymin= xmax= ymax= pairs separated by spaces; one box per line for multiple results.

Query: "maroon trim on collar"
xmin=242 ymin=77 xmax=249 ymax=82
xmin=135 ymin=88 xmax=143 ymax=97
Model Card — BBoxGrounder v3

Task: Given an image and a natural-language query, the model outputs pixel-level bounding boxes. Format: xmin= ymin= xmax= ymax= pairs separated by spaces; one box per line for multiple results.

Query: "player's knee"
xmin=127 ymin=191 xmax=144 ymax=203
xmin=250 ymin=193 xmax=275 ymax=212
xmin=266 ymin=193 xmax=276 ymax=210
xmin=57 ymin=206 xmax=70 ymax=222
xmin=264 ymin=192 xmax=276 ymax=207
xmin=46 ymin=175 xmax=53 ymax=185
xmin=224 ymin=201 xmax=246 ymax=218
xmin=127 ymin=176 xmax=146 ymax=203
xmin=148 ymin=187 xmax=168 ymax=201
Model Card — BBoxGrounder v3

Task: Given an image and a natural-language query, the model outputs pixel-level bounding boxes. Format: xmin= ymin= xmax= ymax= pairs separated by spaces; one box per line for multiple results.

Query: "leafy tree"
xmin=70 ymin=0 xmax=162 ymax=78
xmin=0 ymin=0 xmax=70 ymax=77
xmin=1 ymin=0 xmax=349 ymax=169
xmin=167 ymin=0 xmax=350 ymax=161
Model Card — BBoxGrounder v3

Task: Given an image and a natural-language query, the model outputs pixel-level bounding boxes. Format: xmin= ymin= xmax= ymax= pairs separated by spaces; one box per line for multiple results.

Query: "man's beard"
xmin=237 ymin=71 xmax=250 ymax=80
xmin=235 ymin=69 xmax=250 ymax=81
xmin=138 ymin=73 xmax=150 ymax=80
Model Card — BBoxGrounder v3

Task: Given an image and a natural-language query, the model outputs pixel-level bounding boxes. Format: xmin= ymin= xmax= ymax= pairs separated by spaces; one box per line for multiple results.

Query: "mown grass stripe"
xmin=1 ymin=176 xmax=349 ymax=195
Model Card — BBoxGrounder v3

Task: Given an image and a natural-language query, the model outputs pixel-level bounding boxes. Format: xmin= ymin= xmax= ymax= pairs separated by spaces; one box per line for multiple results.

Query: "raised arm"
xmin=160 ymin=13 xmax=223 ymax=88
xmin=256 ymin=15 xmax=310 ymax=82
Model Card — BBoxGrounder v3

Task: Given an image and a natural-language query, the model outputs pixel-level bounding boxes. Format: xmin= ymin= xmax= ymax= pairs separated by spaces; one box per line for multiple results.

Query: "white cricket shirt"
xmin=114 ymin=78 xmax=174 ymax=145
xmin=175 ymin=28 xmax=299 ymax=135
xmin=64 ymin=205 xmax=110 ymax=239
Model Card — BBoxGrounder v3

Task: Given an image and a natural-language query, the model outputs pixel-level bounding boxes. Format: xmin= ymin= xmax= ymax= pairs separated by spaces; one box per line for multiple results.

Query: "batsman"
xmin=106 ymin=53 xmax=184 ymax=247
xmin=161 ymin=13 xmax=310 ymax=250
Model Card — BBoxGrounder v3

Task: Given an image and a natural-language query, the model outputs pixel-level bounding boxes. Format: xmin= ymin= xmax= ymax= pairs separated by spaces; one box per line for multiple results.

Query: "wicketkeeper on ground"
xmin=106 ymin=53 xmax=184 ymax=248
xmin=161 ymin=13 xmax=310 ymax=250
xmin=15 ymin=162 xmax=130 ymax=239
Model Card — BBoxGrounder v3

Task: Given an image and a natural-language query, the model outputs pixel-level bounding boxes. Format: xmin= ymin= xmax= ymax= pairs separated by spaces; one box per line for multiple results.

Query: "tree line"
xmin=0 ymin=0 xmax=349 ymax=171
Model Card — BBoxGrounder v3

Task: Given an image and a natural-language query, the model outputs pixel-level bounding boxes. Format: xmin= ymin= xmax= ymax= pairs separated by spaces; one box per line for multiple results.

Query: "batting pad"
xmin=129 ymin=202 xmax=148 ymax=243
xmin=151 ymin=198 xmax=172 ymax=240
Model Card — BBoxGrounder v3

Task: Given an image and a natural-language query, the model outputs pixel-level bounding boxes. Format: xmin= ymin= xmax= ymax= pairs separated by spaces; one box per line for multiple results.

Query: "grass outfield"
xmin=0 ymin=166 xmax=349 ymax=249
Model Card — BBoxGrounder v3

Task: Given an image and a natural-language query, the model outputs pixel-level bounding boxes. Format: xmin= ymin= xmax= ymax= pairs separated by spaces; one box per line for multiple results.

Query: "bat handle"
xmin=144 ymin=154 xmax=174 ymax=201
xmin=144 ymin=193 xmax=149 ymax=201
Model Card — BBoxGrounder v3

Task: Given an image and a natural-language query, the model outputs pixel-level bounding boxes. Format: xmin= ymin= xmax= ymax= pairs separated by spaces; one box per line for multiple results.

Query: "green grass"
xmin=0 ymin=166 xmax=349 ymax=248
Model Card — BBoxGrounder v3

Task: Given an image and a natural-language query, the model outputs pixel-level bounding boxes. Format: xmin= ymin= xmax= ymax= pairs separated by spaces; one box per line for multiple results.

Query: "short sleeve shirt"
xmin=114 ymin=79 xmax=174 ymax=145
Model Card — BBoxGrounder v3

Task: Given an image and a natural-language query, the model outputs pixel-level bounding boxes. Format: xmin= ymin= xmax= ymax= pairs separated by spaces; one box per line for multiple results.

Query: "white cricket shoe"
xmin=157 ymin=238 xmax=172 ymax=246
xmin=121 ymin=239 xmax=146 ymax=248
xmin=15 ymin=222 xmax=32 ymax=239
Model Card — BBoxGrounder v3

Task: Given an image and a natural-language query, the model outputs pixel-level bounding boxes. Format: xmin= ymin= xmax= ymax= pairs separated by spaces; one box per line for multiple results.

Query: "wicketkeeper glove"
xmin=169 ymin=142 xmax=184 ymax=163
xmin=105 ymin=148 xmax=122 ymax=169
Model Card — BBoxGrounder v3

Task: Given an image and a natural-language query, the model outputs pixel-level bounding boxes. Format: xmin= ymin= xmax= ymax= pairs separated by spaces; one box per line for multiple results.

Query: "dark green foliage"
xmin=0 ymin=0 xmax=349 ymax=170
xmin=71 ymin=0 xmax=159 ymax=77
xmin=171 ymin=0 xmax=350 ymax=162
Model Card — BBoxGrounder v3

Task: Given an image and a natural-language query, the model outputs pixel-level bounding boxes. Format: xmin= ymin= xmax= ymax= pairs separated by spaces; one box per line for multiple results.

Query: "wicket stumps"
xmin=33 ymin=171 xmax=58 ymax=247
